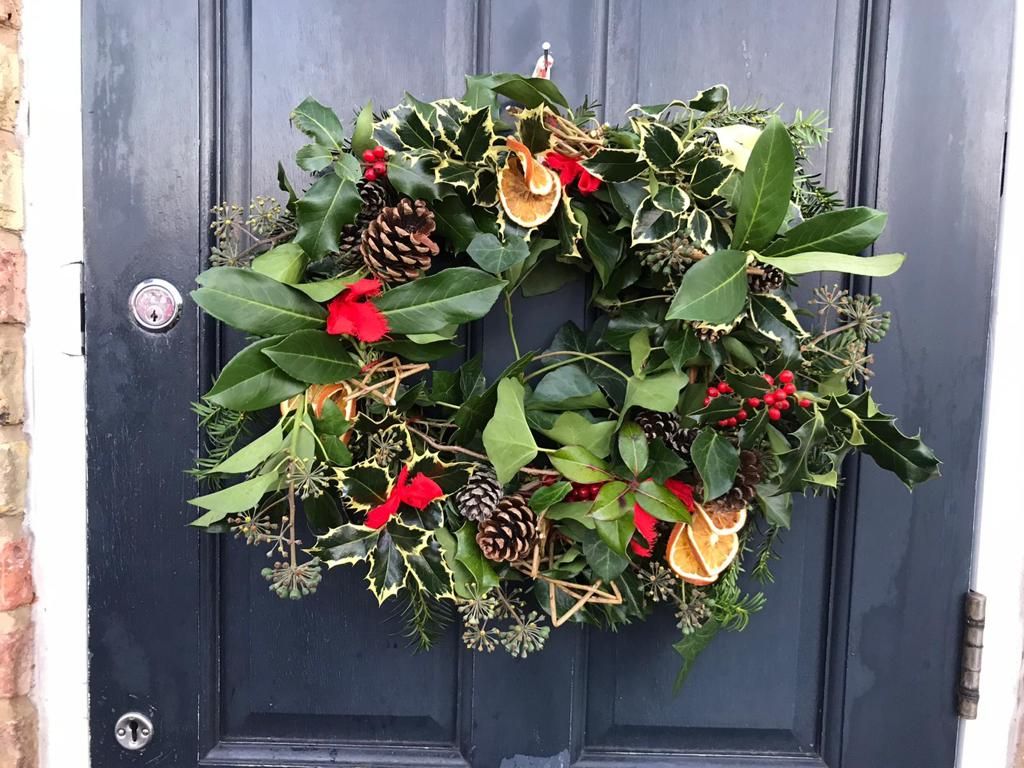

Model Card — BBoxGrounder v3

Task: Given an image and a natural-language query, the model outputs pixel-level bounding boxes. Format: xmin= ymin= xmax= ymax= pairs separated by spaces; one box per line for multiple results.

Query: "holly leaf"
xmin=295 ymin=172 xmax=362 ymax=258
xmin=581 ymin=148 xmax=646 ymax=182
xmin=666 ymin=249 xmax=749 ymax=325
xmin=690 ymin=429 xmax=740 ymax=500
xmin=756 ymin=486 xmax=793 ymax=529
xmin=290 ymin=97 xmax=344 ymax=150
xmin=731 ymin=115 xmax=794 ymax=250
xmin=313 ymin=523 xmax=380 ymax=567
xmin=639 ymin=121 xmax=684 ymax=169
xmin=366 ymin=521 xmax=420 ymax=604
xmin=839 ymin=395 xmax=940 ymax=488
xmin=376 ymin=267 xmax=506 ymax=334
xmin=386 ymin=154 xmax=442 ymax=200
xmin=404 ymin=534 xmax=456 ymax=599
xmin=774 ymin=410 xmax=826 ymax=493
xmin=205 ymin=337 xmax=305 ymax=411
xmin=664 ymin=325 xmax=701 ymax=373
xmin=456 ymin=106 xmax=495 ymax=163
xmin=482 ymin=378 xmax=538 ymax=484
xmin=466 ymin=233 xmax=530 ymax=274
xmin=631 ymin=195 xmax=681 ymax=245
xmin=295 ymin=143 xmax=335 ymax=173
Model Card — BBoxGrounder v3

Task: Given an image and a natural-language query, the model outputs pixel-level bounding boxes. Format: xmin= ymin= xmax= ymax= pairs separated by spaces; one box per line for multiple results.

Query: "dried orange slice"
xmin=666 ymin=522 xmax=715 ymax=586
xmin=498 ymin=141 xmax=561 ymax=227
xmin=687 ymin=506 xmax=740 ymax=576
xmin=702 ymin=500 xmax=748 ymax=535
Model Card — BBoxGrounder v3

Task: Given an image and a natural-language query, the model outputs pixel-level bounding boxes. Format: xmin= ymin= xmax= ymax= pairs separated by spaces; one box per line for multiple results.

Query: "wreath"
xmin=189 ymin=73 xmax=939 ymax=682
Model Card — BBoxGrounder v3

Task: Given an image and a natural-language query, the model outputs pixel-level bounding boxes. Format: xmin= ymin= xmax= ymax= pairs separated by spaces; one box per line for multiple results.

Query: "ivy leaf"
xmin=666 ymin=249 xmax=749 ymax=325
xmin=250 ymin=243 xmax=309 ymax=285
xmin=645 ymin=441 xmax=686 ymax=484
xmin=549 ymin=446 xmax=613 ymax=483
xmin=534 ymin=412 xmax=616 ymax=458
xmin=762 ymin=207 xmax=887 ymax=258
xmin=188 ymin=472 xmax=280 ymax=527
xmin=757 ymin=251 xmax=906 ymax=277
xmin=453 ymin=354 xmax=535 ymax=443
xmin=673 ymin=619 xmax=721 ymax=692
xmin=205 ymin=337 xmax=305 ymax=411
xmin=207 ymin=421 xmax=284 ymax=475
xmin=622 ymin=371 xmax=687 ymax=418
xmin=313 ymin=523 xmax=380 ymax=566
xmin=295 ymin=172 xmax=362 ymax=258
xmin=376 ymin=267 xmax=506 ymax=334
xmin=593 ymin=517 xmax=635 ymax=559
xmin=583 ymin=531 xmax=631 ymax=579
xmin=466 ymin=233 xmax=530 ymax=274
xmin=454 ymin=522 xmax=500 ymax=590
xmin=617 ymin=422 xmax=649 ymax=477
xmin=634 ymin=479 xmax=691 ymax=522
xmin=350 ymin=101 xmax=375 ymax=158
xmin=387 ymin=154 xmax=442 ymax=200
xmin=731 ymin=116 xmax=794 ymax=250
xmin=690 ymin=429 xmax=740 ymax=500
xmin=482 ymin=378 xmax=538 ymax=484
xmin=529 ymin=365 xmax=607 ymax=411
xmin=290 ymin=97 xmax=344 ymax=150
xmin=262 ymin=330 xmax=361 ymax=384
xmin=433 ymin=195 xmax=481 ymax=253
xmin=192 ymin=267 xmax=326 ymax=336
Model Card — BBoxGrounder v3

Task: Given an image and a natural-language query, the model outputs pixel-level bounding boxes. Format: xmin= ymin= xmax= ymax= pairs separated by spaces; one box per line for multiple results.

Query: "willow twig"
xmin=408 ymin=427 xmax=560 ymax=477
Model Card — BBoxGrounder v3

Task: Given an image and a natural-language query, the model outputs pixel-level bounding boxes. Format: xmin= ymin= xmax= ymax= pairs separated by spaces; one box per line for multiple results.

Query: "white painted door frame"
xmin=18 ymin=3 xmax=1022 ymax=767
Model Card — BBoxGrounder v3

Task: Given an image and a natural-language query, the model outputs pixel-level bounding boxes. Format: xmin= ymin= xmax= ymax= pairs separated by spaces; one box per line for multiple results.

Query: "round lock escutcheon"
xmin=114 ymin=711 xmax=154 ymax=751
xmin=129 ymin=279 xmax=182 ymax=332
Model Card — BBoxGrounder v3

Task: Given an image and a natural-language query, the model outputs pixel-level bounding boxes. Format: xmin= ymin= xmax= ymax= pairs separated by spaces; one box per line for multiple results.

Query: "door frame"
xmin=19 ymin=3 xmax=1022 ymax=767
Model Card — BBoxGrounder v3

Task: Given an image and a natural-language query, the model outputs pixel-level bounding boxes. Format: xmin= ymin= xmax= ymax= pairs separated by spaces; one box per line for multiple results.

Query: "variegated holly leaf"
xmin=749 ymin=293 xmax=807 ymax=361
xmin=403 ymin=534 xmax=456 ymax=599
xmin=406 ymin=451 xmax=472 ymax=496
xmin=337 ymin=461 xmax=392 ymax=513
xmin=685 ymin=208 xmax=713 ymax=248
xmin=690 ymin=156 xmax=733 ymax=200
xmin=456 ymin=106 xmax=496 ymax=163
xmin=366 ymin=519 xmax=428 ymax=604
xmin=313 ymin=523 xmax=380 ymax=568
xmin=474 ymin=168 xmax=499 ymax=207
xmin=637 ymin=120 xmax=685 ymax=169
xmin=559 ymin=190 xmax=584 ymax=260
xmin=514 ymin=104 xmax=552 ymax=154
xmin=434 ymin=158 xmax=480 ymax=193
xmin=632 ymin=195 xmax=682 ymax=245
xmin=434 ymin=98 xmax=475 ymax=144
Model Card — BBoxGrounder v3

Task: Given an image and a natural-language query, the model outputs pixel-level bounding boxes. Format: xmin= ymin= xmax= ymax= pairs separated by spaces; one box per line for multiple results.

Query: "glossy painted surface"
xmin=83 ymin=1 xmax=1012 ymax=766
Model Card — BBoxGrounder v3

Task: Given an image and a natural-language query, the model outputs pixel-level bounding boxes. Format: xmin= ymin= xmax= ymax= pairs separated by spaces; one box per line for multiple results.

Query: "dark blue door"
xmin=83 ymin=1 xmax=1012 ymax=766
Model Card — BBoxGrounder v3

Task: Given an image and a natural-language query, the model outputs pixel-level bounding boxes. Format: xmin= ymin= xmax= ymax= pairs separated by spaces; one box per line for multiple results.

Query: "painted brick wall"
xmin=0 ymin=2 xmax=33 ymax=767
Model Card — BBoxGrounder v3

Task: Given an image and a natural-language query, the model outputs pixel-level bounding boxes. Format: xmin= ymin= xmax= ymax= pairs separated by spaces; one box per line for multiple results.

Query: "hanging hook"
xmin=532 ymin=42 xmax=553 ymax=79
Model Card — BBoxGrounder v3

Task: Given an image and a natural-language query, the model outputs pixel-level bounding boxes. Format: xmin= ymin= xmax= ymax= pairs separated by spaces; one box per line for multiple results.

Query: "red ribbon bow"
xmin=630 ymin=479 xmax=697 ymax=557
xmin=364 ymin=466 xmax=443 ymax=529
xmin=326 ymin=278 xmax=390 ymax=343
xmin=543 ymin=152 xmax=601 ymax=195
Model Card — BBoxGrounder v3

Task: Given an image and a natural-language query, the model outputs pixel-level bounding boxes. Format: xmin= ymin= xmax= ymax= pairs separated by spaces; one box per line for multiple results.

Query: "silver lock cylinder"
xmin=129 ymin=278 xmax=182 ymax=332
xmin=114 ymin=711 xmax=154 ymax=750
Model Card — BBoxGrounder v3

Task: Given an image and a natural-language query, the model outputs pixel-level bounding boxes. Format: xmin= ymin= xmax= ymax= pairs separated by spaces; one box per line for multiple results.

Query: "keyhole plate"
xmin=114 ymin=711 xmax=154 ymax=751
xmin=129 ymin=278 xmax=182 ymax=332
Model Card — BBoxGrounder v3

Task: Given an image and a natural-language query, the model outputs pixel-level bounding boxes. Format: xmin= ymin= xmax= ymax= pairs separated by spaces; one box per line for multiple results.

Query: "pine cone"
xmin=455 ymin=465 xmax=502 ymax=522
xmin=707 ymin=449 xmax=764 ymax=513
xmin=634 ymin=409 xmax=697 ymax=460
xmin=693 ymin=323 xmax=726 ymax=344
xmin=361 ymin=197 xmax=439 ymax=284
xmin=476 ymin=494 xmax=536 ymax=562
xmin=748 ymin=259 xmax=785 ymax=293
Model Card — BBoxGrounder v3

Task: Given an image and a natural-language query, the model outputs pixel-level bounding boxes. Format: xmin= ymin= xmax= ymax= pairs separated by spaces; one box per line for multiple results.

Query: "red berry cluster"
xmin=568 ymin=481 xmax=605 ymax=502
xmin=361 ymin=145 xmax=389 ymax=182
xmin=705 ymin=369 xmax=814 ymax=427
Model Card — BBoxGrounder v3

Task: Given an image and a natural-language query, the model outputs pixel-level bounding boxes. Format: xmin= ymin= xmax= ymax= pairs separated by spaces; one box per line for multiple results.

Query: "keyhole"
xmin=128 ymin=717 xmax=140 ymax=743
xmin=149 ymin=309 xmax=159 ymax=323
xmin=115 ymin=711 xmax=153 ymax=750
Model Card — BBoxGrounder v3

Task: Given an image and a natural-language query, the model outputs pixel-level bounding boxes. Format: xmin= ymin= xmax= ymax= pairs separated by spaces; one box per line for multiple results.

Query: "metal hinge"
xmin=957 ymin=590 xmax=985 ymax=719
xmin=57 ymin=260 xmax=84 ymax=357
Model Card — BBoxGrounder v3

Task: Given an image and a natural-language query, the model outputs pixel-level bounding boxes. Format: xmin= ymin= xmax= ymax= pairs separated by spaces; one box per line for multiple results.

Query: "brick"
xmin=0 ymin=530 xmax=31 ymax=611
xmin=0 ymin=325 xmax=22 ymax=425
xmin=0 ymin=436 xmax=25 ymax=515
xmin=0 ymin=242 xmax=23 ymax=324
xmin=0 ymin=145 xmax=20 ymax=232
xmin=0 ymin=606 xmax=30 ymax=696
xmin=0 ymin=697 xmax=36 ymax=768
xmin=0 ymin=31 xmax=19 ymax=132
xmin=0 ymin=2 xmax=19 ymax=31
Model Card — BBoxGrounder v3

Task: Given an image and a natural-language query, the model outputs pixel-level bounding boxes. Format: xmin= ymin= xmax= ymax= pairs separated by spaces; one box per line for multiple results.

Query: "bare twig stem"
xmin=408 ymin=426 xmax=560 ymax=477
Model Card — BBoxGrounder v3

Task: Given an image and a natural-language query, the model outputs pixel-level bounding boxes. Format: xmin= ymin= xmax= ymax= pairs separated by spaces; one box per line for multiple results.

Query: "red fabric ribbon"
xmin=364 ymin=466 xmax=443 ymax=529
xmin=543 ymin=152 xmax=601 ymax=195
xmin=630 ymin=479 xmax=697 ymax=557
xmin=326 ymin=278 xmax=390 ymax=343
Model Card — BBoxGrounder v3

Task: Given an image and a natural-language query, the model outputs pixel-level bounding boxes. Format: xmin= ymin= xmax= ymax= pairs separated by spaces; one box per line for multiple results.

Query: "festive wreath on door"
xmin=188 ymin=74 xmax=939 ymax=684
